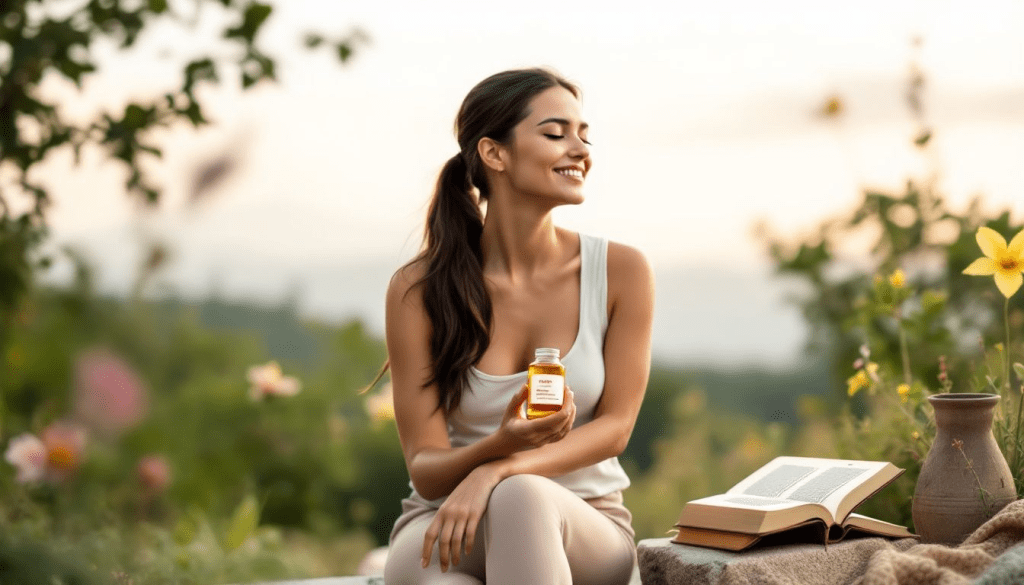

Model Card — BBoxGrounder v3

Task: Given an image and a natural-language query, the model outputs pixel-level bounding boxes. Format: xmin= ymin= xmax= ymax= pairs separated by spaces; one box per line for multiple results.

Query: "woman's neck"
xmin=480 ymin=196 xmax=564 ymax=282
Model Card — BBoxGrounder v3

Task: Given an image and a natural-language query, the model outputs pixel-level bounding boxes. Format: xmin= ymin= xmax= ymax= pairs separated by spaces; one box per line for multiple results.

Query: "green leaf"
xmin=304 ymin=33 xmax=324 ymax=48
xmin=914 ymin=130 xmax=932 ymax=147
xmin=148 ymin=0 xmax=169 ymax=12
xmin=1014 ymin=363 xmax=1024 ymax=383
xmin=183 ymin=58 xmax=218 ymax=94
xmin=337 ymin=42 xmax=352 ymax=62
xmin=173 ymin=515 xmax=197 ymax=545
xmin=224 ymin=494 xmax=260 ymax=551
xmin=123 ymin=104 xmax=149 ymax=129
xmin=225 ymin=3 xmax=273 ymax=45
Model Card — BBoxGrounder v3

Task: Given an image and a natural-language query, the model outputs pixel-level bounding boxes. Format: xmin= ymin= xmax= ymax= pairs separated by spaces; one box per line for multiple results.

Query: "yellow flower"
xmin=897 ymin=383 xmax=911 ymax=403
xmin=889 ymin=269 xmax=906 ymax=289
xmin=366 ymin=383 xmax=395 ymax=423
xmin=847 ymin=370 xmax=870 ymax=396
xmin=912 ymin=431 xmax=921 ymax=440
xmin=865 ymin=362 xmax=879 ymax=379
xmin=962 ymin=227 xmax=1024 ymax=298
xmin=821 ymin=95 xmax=844 ymax=118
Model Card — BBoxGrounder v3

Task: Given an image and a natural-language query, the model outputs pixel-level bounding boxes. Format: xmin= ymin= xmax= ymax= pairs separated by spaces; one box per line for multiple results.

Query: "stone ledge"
xmin=249 ymin=577 xmax=382 ymax=585
xmin=638 ymin=536 xmax=917 ymax=585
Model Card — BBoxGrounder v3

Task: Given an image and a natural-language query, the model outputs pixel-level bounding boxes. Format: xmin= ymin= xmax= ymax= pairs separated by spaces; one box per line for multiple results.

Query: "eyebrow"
xmin=536 ymin=117 xmax=589 ymax=131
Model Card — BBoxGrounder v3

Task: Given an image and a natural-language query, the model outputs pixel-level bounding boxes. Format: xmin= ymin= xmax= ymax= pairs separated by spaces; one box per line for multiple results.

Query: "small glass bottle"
xmin=527 ymin=348 xmax=565 ymax=419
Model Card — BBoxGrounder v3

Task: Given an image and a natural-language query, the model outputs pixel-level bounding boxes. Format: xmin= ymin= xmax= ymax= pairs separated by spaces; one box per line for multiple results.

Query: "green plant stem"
xmin=898 ymin=317 xmax=912 ymax=386
xmin=1007 ymin=297 xmax=1023 ymax=472
xmin=1005 ymin=297 xmax=1011 ymax=393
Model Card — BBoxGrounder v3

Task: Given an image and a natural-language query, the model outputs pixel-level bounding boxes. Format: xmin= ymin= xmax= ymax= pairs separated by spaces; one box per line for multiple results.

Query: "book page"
xmin=726 ymin=457 xmax=893 ymax=519
xmin=694 ymin=493 xmax=806 ymax=510
xmin=677 ymin=492 xmax=828 ymax=534
xmin=843 ymin=513 xmax=915 ymax=538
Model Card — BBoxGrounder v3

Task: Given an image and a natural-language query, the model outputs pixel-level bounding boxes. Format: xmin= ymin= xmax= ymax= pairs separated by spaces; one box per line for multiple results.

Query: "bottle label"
xmin=530 ymin=374 xmax=564 ymax=405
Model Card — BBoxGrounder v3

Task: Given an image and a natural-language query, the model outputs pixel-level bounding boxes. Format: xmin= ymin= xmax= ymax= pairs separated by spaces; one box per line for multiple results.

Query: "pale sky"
xmin=17 ymin=0 xmax=1024 ymax=364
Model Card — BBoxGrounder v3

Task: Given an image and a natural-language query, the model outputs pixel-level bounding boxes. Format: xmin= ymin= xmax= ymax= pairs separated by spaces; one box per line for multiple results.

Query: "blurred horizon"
xmin=16 ymin=0 xmax=1024 ymax=366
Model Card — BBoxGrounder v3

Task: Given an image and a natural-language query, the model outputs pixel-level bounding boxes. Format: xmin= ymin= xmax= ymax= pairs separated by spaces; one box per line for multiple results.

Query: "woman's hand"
xmin=421 ymin=463 xmax=503 ymax=572
xmin=496 ymin=384 xmax=576 ymax=453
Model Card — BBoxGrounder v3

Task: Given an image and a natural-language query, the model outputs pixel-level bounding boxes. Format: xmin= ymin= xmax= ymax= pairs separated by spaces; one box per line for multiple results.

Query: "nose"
xmin=569 ymin=135 xmax=590 ymax=159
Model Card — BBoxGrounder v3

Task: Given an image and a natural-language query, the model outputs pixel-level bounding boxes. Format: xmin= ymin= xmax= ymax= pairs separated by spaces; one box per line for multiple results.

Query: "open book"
xmin=672 ymin=456 xmax=916 ymax=551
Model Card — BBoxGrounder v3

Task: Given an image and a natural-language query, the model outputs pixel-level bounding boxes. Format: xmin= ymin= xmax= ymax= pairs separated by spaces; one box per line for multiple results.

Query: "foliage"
xmin=760 ymin=69 xmax=1024 ymax=524
xmin=0 ymin=0 xmax=366 ymax=338
xmin=0 ymin=255 xmax=396 ymax=581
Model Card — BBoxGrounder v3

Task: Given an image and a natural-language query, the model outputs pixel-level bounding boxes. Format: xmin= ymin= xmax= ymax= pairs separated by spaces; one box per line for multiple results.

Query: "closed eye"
xmin=544 ymin=133 xmax=592 ymax=145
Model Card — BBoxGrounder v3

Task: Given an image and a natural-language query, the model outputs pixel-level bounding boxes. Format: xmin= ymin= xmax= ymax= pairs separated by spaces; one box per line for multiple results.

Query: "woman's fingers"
xmin=422 ymin=517 xmax=440 ymax=568
xmin=449 ymin=519 xmax=466 ymax=568
xmin=464 ymin=511 xmax=480 ymax=557
xmin=504 ymin=384 xmax=528 ymax=419
xmin=438 ymin=517 xmax=456 ymax=572
xmin=563 ymin=390 xmax=576 ymax=433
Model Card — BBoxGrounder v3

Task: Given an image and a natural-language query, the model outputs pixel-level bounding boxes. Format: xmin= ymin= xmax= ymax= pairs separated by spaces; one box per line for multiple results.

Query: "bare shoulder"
xmin=386 ymin=259 xmax=428 ymax=309
xmin=606 ymin=241 xmax=655 ymax=291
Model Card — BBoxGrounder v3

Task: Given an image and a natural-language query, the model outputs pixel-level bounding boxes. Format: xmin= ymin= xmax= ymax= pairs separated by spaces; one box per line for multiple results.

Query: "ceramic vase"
xmin=912 ymin=393 xmax=1016 ymax=545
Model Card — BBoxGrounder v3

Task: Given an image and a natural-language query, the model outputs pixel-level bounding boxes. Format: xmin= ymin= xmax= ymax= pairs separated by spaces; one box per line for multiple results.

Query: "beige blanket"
xmin=854 ymin=499 xmax=1024 ymax=585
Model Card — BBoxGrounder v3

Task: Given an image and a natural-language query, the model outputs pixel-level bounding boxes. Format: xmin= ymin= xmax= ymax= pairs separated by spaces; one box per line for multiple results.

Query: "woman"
xmin=382 ymin=68 xmax=654 ymax=584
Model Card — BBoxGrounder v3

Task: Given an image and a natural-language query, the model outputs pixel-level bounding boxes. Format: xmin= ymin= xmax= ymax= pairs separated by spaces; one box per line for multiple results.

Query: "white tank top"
xmin=412 ymin=233 xmax=631 ymax=504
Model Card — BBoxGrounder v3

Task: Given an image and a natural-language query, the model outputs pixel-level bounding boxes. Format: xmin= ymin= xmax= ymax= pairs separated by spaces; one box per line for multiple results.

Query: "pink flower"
xmin=4 ymin=422 xmax=88 ymax=484
xmin=247 ymin=361 xmax=301 ymax=401
xmin=4 ymin=433 xmax=47 ymax=483
xmin=73 ymin=347 xmax=149 ymax=438
xmin=137 ymin=454 xmax=171 ymax=494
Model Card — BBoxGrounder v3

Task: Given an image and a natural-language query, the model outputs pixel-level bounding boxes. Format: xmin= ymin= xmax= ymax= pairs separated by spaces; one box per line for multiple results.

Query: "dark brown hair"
xmin=369 ymin=69 xmax=580 ymax=413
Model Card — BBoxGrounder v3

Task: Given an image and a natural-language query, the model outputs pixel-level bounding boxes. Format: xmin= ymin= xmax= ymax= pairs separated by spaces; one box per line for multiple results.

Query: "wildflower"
xmin=41 ymin=422 xmax=87 ymax=482
xmin=247 ymin=361 xmax=301 ymax=401
xmin=865 ymin=362 xmax=880 ymax=382
xmin=740 ymin=433 xmax=765 ymax=460
xmin=820 ymin=95 xmax=844 ymax=118
xmin=962 ymin=226 xmax=1024 ymax=298
xmin=137 ymin=454 xmax=172 ymax=494
xmin=912 ymin=431 xmax=921 ymax=440
xmin=366 ymin=383 xmax=395 ymax=422
xmin=73 ymin=347 xmax=149 ymax=438
xmin=4 ymin=433 xmax=46 ymax=483
xmin=897 ymin=383 xmax=911 ymax=403
xmin=859 ymin=345 xmax=871 ymax=359
xmin=4 ymin=422 xmax=89 ymax=484
xmin=889 ymin=269 xmax=906 ymax=289
xmin=848 ymin=370 xmax=870 ymax=396
xmin=853 ymin=358 xmax=864 ymax=370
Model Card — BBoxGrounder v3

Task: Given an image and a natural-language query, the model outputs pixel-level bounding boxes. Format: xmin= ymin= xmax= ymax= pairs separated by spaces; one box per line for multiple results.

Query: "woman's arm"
xmin=386 ymin=263 xmax=575 ymax=500
xmin=487 ymin=242 xmax=655 ymax=480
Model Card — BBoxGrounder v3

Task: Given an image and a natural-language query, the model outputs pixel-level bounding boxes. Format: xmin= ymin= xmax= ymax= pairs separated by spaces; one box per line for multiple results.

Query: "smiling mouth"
xmin=555 ymin=168 xmax=584 ymax=180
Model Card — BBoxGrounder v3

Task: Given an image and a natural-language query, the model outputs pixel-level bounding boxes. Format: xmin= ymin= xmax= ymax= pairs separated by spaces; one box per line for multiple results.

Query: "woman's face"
xmin=501 ymin=86 xmax=591 ymax=206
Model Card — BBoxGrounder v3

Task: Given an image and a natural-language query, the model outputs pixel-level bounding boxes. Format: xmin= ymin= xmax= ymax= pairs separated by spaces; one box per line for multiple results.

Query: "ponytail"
xmin=415 ymin=154 xmax=490 ymax=413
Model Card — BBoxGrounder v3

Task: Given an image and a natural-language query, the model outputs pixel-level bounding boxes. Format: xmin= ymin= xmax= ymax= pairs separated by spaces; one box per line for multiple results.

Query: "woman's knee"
xmin=489 ymin=474 xmax=553 ymax=506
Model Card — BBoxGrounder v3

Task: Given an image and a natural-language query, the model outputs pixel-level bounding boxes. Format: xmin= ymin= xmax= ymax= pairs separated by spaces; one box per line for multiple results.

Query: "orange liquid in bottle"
xmin=527 ymin=349 xmax=565 ymax=419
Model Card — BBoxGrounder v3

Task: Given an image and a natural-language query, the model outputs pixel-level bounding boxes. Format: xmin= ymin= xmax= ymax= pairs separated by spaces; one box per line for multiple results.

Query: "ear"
xmin=477 ymin=137 xmax=507 ymax=173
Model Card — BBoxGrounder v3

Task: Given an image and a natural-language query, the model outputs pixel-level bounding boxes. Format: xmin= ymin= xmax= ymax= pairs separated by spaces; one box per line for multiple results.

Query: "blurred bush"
xmin=0 ymin=251 xmax=398 ymax=581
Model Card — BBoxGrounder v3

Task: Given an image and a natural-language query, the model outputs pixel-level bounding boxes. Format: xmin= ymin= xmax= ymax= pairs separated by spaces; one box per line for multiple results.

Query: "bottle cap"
xmin=535 ymin=347 xmax=560 ymax=358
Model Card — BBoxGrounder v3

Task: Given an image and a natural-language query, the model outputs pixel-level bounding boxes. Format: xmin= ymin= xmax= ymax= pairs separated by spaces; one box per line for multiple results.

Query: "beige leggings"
xmin=384 ymin=474 xmax=637 ymax=585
